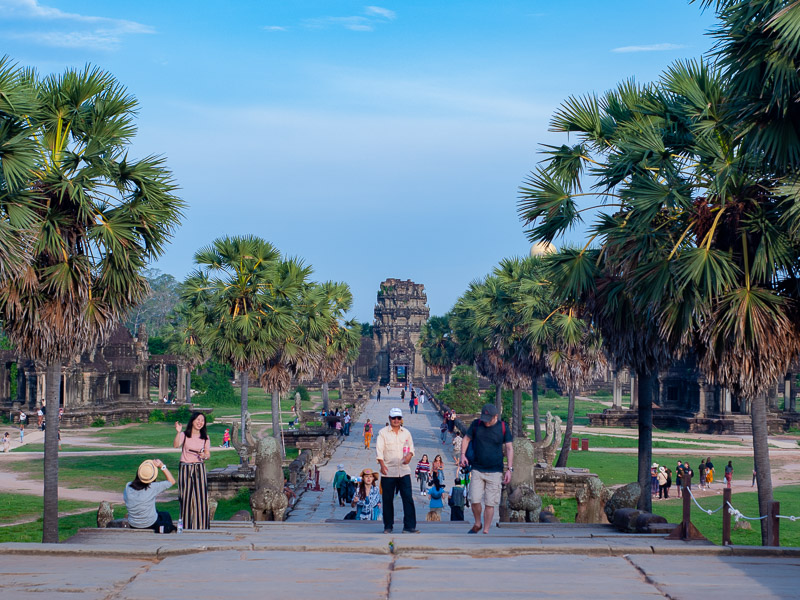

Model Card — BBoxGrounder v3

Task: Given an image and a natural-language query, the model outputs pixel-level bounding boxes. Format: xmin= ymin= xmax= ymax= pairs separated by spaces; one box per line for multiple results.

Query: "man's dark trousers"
xmin=381 ymin=474 xmax=416 ymax=531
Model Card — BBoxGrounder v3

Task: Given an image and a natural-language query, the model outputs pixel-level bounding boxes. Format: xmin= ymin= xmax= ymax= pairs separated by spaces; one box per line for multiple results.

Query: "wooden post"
xmin=722 ymin=487 xmax=732 ymax=545
xmin=667 ymin=473 xmax=707 ymax=541
xmin=768 ymin=501 xmax=780 ymax=547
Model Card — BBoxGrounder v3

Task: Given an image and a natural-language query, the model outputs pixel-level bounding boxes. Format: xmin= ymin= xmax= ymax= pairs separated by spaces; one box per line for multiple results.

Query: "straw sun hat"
xmin=359 ymin=468 xmax=379 ymax=481
xmin=137 ymin=460 xmax=158 ymax=484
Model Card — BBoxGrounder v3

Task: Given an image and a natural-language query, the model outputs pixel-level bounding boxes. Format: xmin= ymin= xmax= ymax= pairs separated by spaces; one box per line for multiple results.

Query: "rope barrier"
xmin=776 ymin=514 xmax=799 ymax=522
xmin=685 ymin=487 xmax=724 ymax=514
xmin=725 ymin=501 xmax=767 ymax=522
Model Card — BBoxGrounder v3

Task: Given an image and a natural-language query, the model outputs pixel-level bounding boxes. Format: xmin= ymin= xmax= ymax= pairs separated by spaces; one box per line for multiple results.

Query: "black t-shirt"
xmin=466 ymin=419 xmax=512 ymax=473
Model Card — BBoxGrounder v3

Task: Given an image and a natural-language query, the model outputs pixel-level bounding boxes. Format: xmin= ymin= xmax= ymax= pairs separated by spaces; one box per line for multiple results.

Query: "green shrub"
xmin=90 ymin=417 xmax=106 ymax=427
xmin=172 ymin=405 xmax=192 ymax=422
xmin=438 ymin=365 xmax=482 ymax=414
xmin=293 ymin=385 xmax=310 ymax=403
xmin=593 ymin=389 xmax=612 ymax=398
xmin=544 ymin=388 xmax=561 ymax=399
xmin=149 ymin=410 xmax=166 ymax=423
xmin=191 ymin=361 xmax=237 ymax=405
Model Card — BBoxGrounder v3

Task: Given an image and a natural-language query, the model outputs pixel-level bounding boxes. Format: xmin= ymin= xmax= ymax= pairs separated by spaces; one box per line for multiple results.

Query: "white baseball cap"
xmin=389 ymin=407 xmax=403 ymax=418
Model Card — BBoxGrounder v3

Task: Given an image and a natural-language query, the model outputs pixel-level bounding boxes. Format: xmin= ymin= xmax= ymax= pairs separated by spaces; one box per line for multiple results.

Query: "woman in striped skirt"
xmin=173 ymin=412 xmax=211 ymax=529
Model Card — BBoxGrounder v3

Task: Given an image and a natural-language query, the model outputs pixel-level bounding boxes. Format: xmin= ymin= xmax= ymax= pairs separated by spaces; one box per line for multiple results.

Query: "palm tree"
xmin=0 ymin=57 xmax=38 ymax=283
xmin=529 ymin=308 xmax=605 ymax=467
xmin=315 ymin=282 xmax=360 ymax=413
xmin=698 ymin=0 xmax=800 ymax=169
xmin=162 ymin=303 xmax=208 ymax=403
xmin=518 ymin=56 xmax=800 ymax=542
xmin=0 ymin=66 xmax=183 ymax=542
xmin=419 ymin=314 xmax=458 ymax=388
xmin=182 ymin=236 xmax=290 ymax=448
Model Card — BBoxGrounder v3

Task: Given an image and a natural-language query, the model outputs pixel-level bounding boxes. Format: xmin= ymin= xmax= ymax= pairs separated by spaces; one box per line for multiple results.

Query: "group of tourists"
xmin=321 ymin=408 xmax=351 ymax=436
xmin=400 ymin=387 xmax=425 ymax=414
xmin=338 ymin=402 xmax=512 ymax=534
xmin=124 ymin=411 xmax=211 ymax=534
xmin=651 ymin=457 xmax=737 ymax=500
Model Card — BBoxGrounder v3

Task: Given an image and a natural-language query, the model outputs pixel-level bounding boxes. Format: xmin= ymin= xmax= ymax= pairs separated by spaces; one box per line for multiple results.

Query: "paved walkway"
xmin=290 ymin=387 xmax=462 ymax=524
xmin=1 ymin=522 xmax=798 ymax=599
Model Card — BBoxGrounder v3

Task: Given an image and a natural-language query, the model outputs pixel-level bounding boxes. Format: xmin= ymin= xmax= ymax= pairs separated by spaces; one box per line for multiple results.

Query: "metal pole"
xmin=681 ymin=474 xmax=692 ymax=539
xmin=722 ymin=487 xmax=732 ymax=546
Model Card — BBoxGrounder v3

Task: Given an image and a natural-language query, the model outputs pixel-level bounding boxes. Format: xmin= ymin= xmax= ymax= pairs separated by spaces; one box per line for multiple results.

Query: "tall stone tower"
xmin=373 ymin=279 xmax=430 ymax=385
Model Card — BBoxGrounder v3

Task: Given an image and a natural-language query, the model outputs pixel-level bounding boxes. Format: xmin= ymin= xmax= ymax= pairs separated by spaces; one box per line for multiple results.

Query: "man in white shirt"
xmin=376 ymin=407 xmax=418 ymax=533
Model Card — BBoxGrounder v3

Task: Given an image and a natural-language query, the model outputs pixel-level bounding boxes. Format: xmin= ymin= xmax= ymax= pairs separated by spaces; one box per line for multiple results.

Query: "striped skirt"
xmin=179 ymin=462 xmax=209 ymax=529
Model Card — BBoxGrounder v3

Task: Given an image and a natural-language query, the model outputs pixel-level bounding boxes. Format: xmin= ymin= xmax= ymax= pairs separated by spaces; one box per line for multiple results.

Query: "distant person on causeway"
xmin=460 ymin=403 xmax=513 ymax=534
xmin=376 ymin=407 xmax=418 ymax=533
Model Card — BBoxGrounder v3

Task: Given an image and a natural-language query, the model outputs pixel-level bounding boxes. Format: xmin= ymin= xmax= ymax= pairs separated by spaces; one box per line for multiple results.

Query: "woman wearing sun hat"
xmin=123 ymin=459 xmax=176 ymax=533
xmin=351 ymin=468 xmax=382 ymax=520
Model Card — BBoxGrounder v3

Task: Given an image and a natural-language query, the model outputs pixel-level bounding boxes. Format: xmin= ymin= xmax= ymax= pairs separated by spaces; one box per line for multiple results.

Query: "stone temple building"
xmin=372 ymin=279 xmax=430 ymax=386
xmin=0 ymin=324 xmax=188 ymax=426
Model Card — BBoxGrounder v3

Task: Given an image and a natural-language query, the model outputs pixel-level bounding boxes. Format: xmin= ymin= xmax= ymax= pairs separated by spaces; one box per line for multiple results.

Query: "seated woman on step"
xmin=123 ymin=459 xmax=176 ymax=533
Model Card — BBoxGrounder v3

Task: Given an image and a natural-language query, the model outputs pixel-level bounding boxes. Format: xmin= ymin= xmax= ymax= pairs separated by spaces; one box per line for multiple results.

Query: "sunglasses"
xmin=389 ymin=416 xmax=402 ymax=420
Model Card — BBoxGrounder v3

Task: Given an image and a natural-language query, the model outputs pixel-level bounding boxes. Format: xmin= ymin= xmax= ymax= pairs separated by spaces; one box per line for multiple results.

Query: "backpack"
xmin=449 ymin=486 xmax=465 ymax=508
xmin=464 ymin=420 xmax=506 ymax=464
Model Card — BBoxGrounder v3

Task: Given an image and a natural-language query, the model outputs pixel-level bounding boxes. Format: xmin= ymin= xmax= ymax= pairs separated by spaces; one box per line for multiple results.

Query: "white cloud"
xmin=0 ymin=0 xmax=154 ymax=49
xmin=263 ymin=25 xmax=287 ymax=32
xmin=304 ymin=16 xmax=374 ymax=32
xmin=612 ymin=43 xmax=687 ymax=53
xmin=364 ymin=6 xmax=396 ymax=20
xmin=303 ymin=6 xmax=396 ymax=32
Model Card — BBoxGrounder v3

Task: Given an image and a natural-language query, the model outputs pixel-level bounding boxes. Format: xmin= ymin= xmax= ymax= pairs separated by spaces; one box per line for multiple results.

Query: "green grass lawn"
xmin=656 ymin=485 xmax=800 ymax=547
xmin=566 ymin=451 xmax=755 ymax=487
xmin=522 ymin=396 xmax=609 ymax=426
xmin=6 ymin=450 xmax=239 ymax=493
xmin=0 ymin=487 xmax=253 ymax=543
xmin=88 ymin=422 xmax=230 ymax=448
xmin=11 ymin=445 xmax=105 ymax=453
xmin=576 ymin=433 xmax=744 ymax=449
xmin=0 ymin=492 xmax=96 ymax=525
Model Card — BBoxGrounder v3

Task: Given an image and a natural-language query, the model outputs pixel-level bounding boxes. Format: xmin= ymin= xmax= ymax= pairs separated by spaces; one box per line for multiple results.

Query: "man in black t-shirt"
xmin=460 ymin=404 xmax=513 ymax=534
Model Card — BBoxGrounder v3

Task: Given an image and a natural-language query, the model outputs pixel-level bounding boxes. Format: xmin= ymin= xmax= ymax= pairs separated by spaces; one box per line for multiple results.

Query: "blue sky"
xmin=1 ymin=0 xmax=717 ymax=321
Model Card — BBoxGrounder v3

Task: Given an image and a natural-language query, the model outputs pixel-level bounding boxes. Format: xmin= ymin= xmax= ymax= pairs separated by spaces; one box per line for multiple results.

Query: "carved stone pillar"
xmin=612 ymin=370 xmax=621 ymax=408
xmin=176 ymin=364 xmax=186 ymax=401
xmin=0 ymin=362 xmax=9 ymax=402
xmin=697 ymin=379 xmax=707 ymax=418
xmin=158 ymin=363 xmax=168 ymax=400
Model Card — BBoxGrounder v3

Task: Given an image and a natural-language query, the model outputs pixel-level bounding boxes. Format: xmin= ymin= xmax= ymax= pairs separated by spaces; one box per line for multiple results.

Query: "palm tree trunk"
xmin=322 ymin=381 xmax=330 ymax=413
xmin=636 ymin=370 xmax=656 ymax=513
xmin=512 ymin=387 xmax=523 ymax=437
xmin=240 ymin=370 xmax=249 ymax=447
xmin=495 ymin=383 xmax=502 ymax=414
xmin=531 ymin=377 xmax=542 ymax=443
xmin=750 ymin=394 xmax=774 ymax=545
xmin=271 ymin=389 xmax=281 ymax=441
xmin=186 ymin=369 xmax=192 ymax=404
xmin=42 ymin=361 xmax=61 ymax=543
xmin=555 ymin=390 xmax=575 ymax=468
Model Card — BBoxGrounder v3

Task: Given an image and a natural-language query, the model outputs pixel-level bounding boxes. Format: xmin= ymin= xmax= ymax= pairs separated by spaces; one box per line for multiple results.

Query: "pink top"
xmin=178 ymin=432 xmax=210 ymax=464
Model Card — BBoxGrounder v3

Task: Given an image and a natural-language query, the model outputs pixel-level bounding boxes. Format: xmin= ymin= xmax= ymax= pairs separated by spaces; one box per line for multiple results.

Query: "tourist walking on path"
xmin=376 ymin=389 xmax=381 ymax=402
xmin=657 ymin=467 xmax=668 ymax=499
xmin=460 ymin=404 xmax=513 ymax=534
xmin=651 ymin=463 xmax=659 ymax=497
xmin=705 ymin=457 xmax=715 ymax=488
xmin=724 ymin=461 xmax=733 ymax=488
xmin=427 ymin=475 xmax=445 ymax=520
xmin=363 ymin=419 xmax=373 ymax=449
xmin=2 ymin=432 xmax=10 ymax=453
xmin=333 ymin=464 xmax=350 ymax=506
xmin=682 ymin=462 xmax=693 ymax=491
xmin=18 ymin=411 xmax=25 ymax=444
xmin=675 ymin=461 xmax=683 ymax=498
xmin=376 ymin=407 xmax=418 ymax=533
xmin=124 ymin=459 xmax=176 ymax=533
xmin=448 ymin=411 xmax=456 ymax=434
xmin=415 ymin=454 xmax=431 ymax=495
xmin=665 ymin=468 xmax=672 ymax=498
xmin=343 ymin=411 xmax=351 ymax=436
xmin=173 ymin=412 xmax=211 ymax=529
xmin=439 ymin=418 xmax=448 ymax=444
xmin=452 ymin=431 xmax=463 ymax=464
xmin=698 ymin=459 xmax=707 ymax=491
xmin=448 ymin=477 xmax=466 ymax=521
xmin=222 ymin=428 xmax=230 ymax=448
xmin=352 ymin=468 xmax=382 ymax=520
xmin=432 ymin=454 xmax=446 ymax=486
xmin=752 ymin=465 xmax=757 ymax=487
